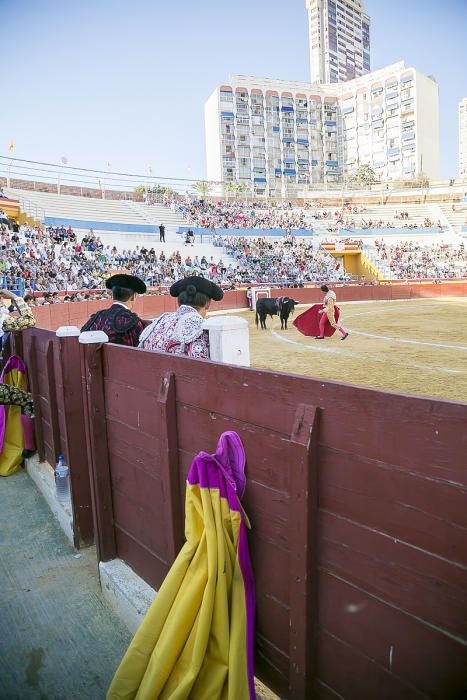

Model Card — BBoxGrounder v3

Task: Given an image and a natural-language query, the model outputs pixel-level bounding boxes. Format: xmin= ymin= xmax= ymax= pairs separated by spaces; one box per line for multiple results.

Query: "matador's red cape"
xmin=293 ymin=303 xmax=341 ymax=337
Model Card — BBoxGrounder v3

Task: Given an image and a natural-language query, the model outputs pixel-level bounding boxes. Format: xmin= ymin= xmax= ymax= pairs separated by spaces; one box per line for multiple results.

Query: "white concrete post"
xmin=203 ymin=316 xmax=250 ymax=367
xmin=56 ymin=326 xmax=80 ymax=338
xmin=78 ymin=331 xmax=109 ymax=344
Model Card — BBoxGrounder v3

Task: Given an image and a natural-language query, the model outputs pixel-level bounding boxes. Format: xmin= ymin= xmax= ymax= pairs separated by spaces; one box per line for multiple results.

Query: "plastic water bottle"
xmin=55 ymin=455 xmax=70 ymax=502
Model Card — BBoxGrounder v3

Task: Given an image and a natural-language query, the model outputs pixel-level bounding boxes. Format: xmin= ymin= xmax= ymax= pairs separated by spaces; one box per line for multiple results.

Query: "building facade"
xmin=205 ymin=62 xmax=439 ymax=197
xmin=459 ymin=98 xmax=467 ymax=177
xmin=306 ymin=0 xmax=371 ymax=84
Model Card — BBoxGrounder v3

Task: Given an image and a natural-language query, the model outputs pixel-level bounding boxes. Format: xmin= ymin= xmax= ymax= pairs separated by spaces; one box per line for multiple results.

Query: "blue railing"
xmin=1 ymin=276 xmax=26 ymax=295
xmin=44 ymin=217 xmax=157 ymax=234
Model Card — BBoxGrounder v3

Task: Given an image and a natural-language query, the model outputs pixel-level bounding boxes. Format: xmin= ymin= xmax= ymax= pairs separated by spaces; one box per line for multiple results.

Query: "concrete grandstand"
xmin=1 ymin=159 xmax=466 ymax=285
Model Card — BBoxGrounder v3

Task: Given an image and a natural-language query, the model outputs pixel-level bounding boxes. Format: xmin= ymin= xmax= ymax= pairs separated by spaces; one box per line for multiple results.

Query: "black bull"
xmin=255 ymin=297 xmax=298 ymax=330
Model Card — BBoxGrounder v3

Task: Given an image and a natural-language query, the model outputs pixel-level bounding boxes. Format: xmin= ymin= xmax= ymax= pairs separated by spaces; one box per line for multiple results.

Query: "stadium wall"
xmin=9 ymin=327 xmax=467 ymax=699
xmin=43 ymin=216 xmax=157 ymax=234
xmin=28 ymin=281 xmax=467 ymax=331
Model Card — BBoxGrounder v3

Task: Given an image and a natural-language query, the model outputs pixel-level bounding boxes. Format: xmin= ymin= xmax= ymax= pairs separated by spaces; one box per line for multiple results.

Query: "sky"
xmin=1 ymin=0 xmax=466 ymax=185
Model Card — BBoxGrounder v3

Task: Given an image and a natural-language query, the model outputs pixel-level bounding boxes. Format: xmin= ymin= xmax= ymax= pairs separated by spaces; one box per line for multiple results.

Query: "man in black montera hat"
xmin=138 ymin=276 xmax=223 ymax=359
xmin=80 ymin=273 xmax=147 ymax=346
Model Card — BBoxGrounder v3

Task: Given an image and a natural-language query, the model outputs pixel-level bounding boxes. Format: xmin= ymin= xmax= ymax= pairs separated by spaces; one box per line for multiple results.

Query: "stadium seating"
xmin=4 ymin=187 xmax=218 ymax=255
xmin=439 ymin=203 xmax=467 ymax=235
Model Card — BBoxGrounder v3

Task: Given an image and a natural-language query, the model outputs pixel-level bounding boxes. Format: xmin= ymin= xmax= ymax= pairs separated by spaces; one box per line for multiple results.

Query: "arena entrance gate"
xmin=252 ymin=287 xmax=271 ymax=306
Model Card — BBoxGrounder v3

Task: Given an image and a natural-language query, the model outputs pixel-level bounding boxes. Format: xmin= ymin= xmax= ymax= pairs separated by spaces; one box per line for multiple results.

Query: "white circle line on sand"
xmin=270 ymin=328 xmax=353 ymax=356
xmin=269 ymin=327 xmax=466 ymax=375
xmin=346 ymin=328 xmax=467 ymax=351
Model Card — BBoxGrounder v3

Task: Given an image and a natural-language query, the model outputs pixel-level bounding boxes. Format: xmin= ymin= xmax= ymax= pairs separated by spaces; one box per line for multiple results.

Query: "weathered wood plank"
xmin=288 ymin=404 xmax=320 ymax=698
xmin=319 ymin=511 xmax=467 ymax=639
xmin=80 ymin=343 xmax=116 ymax=562
xmin=114 ymin=527 xmax=168 ymax=592
xmin=318 ymin=570 xmax=467 ymax=696
xmin=315 ymin=630 xmax=426 ymax=700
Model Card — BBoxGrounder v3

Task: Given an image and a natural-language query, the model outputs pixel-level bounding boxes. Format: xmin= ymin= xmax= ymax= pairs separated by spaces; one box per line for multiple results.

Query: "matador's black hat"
xmin=170 ymin=276 xmax=224 ymax=301
xmin=105 ymin=273 xmax=147 ymax=295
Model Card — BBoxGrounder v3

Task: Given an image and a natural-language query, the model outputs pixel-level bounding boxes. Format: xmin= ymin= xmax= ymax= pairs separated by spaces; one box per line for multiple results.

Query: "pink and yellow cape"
xmin=0 ymin=356 xmax=35 ymax=477
xmin=107 ymin=431 xmax=256 ymax=700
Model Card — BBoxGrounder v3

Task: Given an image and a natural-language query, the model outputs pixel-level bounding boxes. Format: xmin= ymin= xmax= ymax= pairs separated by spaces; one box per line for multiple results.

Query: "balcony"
xmin=401 ymin=99 xmax=414 ymax=113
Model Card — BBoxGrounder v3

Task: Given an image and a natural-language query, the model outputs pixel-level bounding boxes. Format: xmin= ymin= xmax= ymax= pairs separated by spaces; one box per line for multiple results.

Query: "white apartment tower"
xmin=205 ymin=62 xmax=439 ymax=197
xmin=459 ymin=98 xmax=467 ymax=177
xmin=306 ymin=0 xmax=371 ymax=84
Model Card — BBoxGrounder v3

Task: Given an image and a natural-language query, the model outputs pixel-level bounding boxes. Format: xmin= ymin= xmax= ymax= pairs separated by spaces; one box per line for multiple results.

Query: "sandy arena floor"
xmin=236 ymin=298 xmax=467 ymax=403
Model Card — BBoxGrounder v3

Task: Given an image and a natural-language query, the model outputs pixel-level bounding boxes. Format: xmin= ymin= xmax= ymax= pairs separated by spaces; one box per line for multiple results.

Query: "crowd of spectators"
xmin=1 ymin=221 xmax=353 ymax=301
xmin=1 ymin=214 xmax=465 ymax=305
xmin=168 ymin=197 xmax=443 ymax=235
xmin=0 ymin=222 xmax=236 ymax=294
xmin=174 ymin=198 xmax=307 ymax=231
xmin=374 ymin=240 xmax=466 ymax=279
xmin=220 ymin=236 xmax=351 ymax=285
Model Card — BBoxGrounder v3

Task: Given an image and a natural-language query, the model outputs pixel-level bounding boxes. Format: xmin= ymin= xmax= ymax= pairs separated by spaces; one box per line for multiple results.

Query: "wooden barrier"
xmin=9 ymin=294 xmax=467 ymax=697
xmin=28 ymin=281 xmax=467 ymax=331
xmin=15 ymin=329 xmax=93 ymax=547
xmin=76 ymin=341 xmax=466 ymax=699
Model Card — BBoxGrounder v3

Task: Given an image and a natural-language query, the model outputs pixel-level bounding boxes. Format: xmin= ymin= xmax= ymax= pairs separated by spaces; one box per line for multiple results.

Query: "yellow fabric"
xmin=107 ymin=482 xmax=250 ymax=700
xmin=0 ymin=368 xmax=26 ymax=477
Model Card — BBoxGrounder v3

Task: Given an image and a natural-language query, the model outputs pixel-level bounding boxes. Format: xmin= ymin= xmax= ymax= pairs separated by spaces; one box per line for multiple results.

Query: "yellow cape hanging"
xmin=107 ymin=431 xmax=256 ymax=700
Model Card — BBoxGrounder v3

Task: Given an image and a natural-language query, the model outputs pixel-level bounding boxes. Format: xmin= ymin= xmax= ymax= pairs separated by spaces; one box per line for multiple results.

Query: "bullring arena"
xmin=1 ymin=169 xmax=467 ymax=699
xmin=244 ymin=297 xmax=467 ymax=401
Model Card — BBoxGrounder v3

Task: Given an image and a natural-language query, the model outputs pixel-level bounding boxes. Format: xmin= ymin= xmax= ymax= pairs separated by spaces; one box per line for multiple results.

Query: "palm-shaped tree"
xmin=194 ymin=181 xmax=212 ymax=197
xmin=225 ymin=181 xmax=247 ymax=199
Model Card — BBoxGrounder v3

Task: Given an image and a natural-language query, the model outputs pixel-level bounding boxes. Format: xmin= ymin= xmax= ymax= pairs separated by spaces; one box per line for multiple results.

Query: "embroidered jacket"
xmin=138 ymin=305 xmax=210 ymax=359
xmin=81 ymin=303 xmax=144 ymax=346
xmin=323 ymin=290 xmax=338 ymax=328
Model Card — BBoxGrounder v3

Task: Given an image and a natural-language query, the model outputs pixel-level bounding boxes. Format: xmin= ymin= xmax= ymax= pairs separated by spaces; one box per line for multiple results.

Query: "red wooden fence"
xmin=10 ymin=323 xmax=467 ymax=698
xmin=79 ymin=341 xmax=466 ymax=699
xmin=16 ymin=329 xmax=93 ymax=547
xmin=28 ymin=281 xmax=467 ymax=331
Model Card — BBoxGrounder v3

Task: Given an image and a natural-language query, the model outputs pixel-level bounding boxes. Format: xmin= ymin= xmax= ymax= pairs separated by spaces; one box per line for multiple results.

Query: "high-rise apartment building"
xmin=306 ymin=0 xmax=371 ymax=84
xmin=459 ymin=98 xmax=467 ymax=177
xmin=205 ymin=62 xmax=439 ymax=197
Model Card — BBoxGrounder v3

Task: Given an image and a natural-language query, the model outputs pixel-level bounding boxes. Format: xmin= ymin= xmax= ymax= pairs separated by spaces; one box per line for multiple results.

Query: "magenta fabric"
xmin=186 ymin=431 xmax=256 ymax=698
